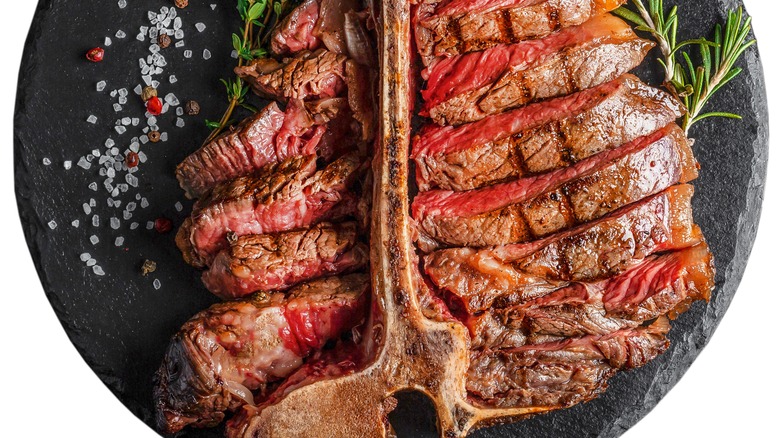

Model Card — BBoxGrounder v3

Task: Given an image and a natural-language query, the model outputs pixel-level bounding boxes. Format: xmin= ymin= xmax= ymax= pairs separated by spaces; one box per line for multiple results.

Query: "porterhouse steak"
xmin=157 ymin=0 xmax=716 ymax=436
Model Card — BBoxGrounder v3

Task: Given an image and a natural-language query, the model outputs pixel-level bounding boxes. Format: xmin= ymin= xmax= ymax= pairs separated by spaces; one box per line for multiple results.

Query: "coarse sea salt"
xmin=87 ymin=115 xmax=98 ymax=124
xmin=96 ymin=80 xmax=107 ymax=91
xmin=93 ymin=265 xmax=106 ymax=276
xmin=87 ymin=259 xmax=97 ymax=267
xmin=153 ymin=279 xmax=161 ymax=290
xmin=42 ymin=158 xmax=51 ymax=165
xmin=64 ymin=160 xmax=72 ymax=170
xmin=203 ymin=49 xmax=212 ymax=60
xmin=48 ymin=220 xmax=57 ymax=230
xmin=115 ymin=236 xmax=125 ymax=247
xmin=72 ymin=220 xmax=80 ymax=228
xmin=90 ymin=235 xmax=100 ymax=245
xmin=195 ymin=23 xmax=206 ymax=32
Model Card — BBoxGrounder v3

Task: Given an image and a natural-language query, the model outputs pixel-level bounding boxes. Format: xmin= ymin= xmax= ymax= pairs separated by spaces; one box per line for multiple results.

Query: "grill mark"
xmin=546 ymin=4 xmax=562 ymax=32
xmin=446 ymin=18 xmax=465 ymax=54
xmin=556 ymin=189 xmax=580 ymax=230
xmin=516 ymin=73 xmax=533 ymax=105
xmin=500 ymin=9 xmax=516 ymax=45
xmin=559 ymin=48 xmax=579 ymax=95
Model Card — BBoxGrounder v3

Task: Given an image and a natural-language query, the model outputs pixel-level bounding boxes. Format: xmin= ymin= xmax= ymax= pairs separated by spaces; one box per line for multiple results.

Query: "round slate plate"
xmin=14 ymin=1 xmax=767 ymax=437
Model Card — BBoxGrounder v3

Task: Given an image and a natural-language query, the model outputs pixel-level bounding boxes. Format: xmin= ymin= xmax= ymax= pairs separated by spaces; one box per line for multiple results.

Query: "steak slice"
xmin=153 ymin=274 xmax=369 ymax=434
xmin=422 ymin=15 xmax=653 ymax=126
xmin=271 ymin=0 xmax=322 ymax=55
xmin=412 ymin=75 xmax=684 ymax=191
xmin=467 ymin=243 xmax=714 ymax=349
xmin=176 ymin=154 xmax=362 ymax=268
xmin=202 ymin=222 xmax=369 ymax=300
xmin=236 ymin=49 xmax=347 ymax=101
xmin=424 ymin=185 xmax=703 ymax=313
xmin=415 ymin=0 xmax=625 ymax=64
xmin=414 ymin=124 xmax=698 ymax=248
xmin=176 ymin=100 xmax=328 ymax=199
xmin=467 ymin=318 xmax=670 ymax=408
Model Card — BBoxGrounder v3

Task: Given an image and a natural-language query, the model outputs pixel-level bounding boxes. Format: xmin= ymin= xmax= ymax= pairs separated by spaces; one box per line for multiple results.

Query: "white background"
xmin=0 ymin=1 xmax=776 ymax=437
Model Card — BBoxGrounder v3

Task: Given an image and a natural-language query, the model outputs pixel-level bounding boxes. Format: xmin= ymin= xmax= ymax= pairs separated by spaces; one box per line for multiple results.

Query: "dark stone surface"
xmin=14 ymin=1 xmax=768 ymax=437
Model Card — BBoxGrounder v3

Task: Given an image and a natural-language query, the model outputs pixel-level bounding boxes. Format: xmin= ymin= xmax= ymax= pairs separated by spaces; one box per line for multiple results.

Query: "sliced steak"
xmin=314 ymin=0 xmax=361 ymax=54
xmin=346 ymin=60 xmax=377 ymax=141
xmin=422 ymin=15 xmax=653 ymax=125
xmin=202 ymin=222 xmax=369 ymax=300
xmin=271 ymin=0 xmax=322 ymax=55
xmin=154 ymin=274 xmax=369 ymax=434
xmin=176 ymin=154 xmax=362 ymax=268
xmin=425 ymin=185 xmax=703 ymax=313
xmin=415 ymin=0 xmax=624 ymax=64
xmin=467 ymin=243 xmax=714 ymax=349
xmin=176 ymin=100 xmax=328 ymax=199
xmin=413 ymin=124 xmax=698 ymax=248
xmin=236 ymin=49 xmax=348 ymax=101
xmin=412 ymin=75 xmax=684 ymax=191
xmin=467 ymin=318 xmax=670 ymax=408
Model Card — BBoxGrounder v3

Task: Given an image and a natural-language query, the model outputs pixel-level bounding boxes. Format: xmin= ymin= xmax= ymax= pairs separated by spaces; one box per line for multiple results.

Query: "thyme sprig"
xmin=615 ymin=1 xmax=756 ymax=134
xmin=203 ymin=0 xmax=291 ymax=144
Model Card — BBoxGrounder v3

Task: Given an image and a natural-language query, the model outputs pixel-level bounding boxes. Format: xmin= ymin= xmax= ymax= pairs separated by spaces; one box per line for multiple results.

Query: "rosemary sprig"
xmin=614 ymin=1 xmax=755 ymax=134
xmin=203 ymin=0 xmax=290 ymax=145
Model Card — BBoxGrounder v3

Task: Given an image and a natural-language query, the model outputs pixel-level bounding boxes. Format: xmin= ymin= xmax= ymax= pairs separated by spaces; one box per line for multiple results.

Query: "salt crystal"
xmin=152 ymin=79 xmax=161 ymax=88
xmin=130 ymin=143 xmax=140 ymax=153
xmin=83 ymin=203 xmax=91 ymax=215
xmin=96 ymin=80 xmax=107 ymax=91
xmin=160 ymin=132 xmax=169 ymax=142
xmin=211 ymin=4 xmax=217 ymax=10
xmin=164 ymin=94 xmax=179 ymax=107
xmin=90 ymin=235 xmax=100 ymax=245
xmin=116 ymin=30 xmax=127 ymax=39
xmin=142 ymin=75 xmax=153 ymax=86
xmin=231 ymin=50 xmax=238 ymax=59
xmin=42 ymin=158 xmax=51 ymax=165
xmin=86 ymin=155 xmax=94 ymax=163
xmin=92 ymin=149 xmax=100 ymax=157
xmin=150 ymin=43 xmax=160 ymax=54
xmin=80 ymin=252 xmax=91 ymax=262
xmin=114 ymin=199 xmax=122 ymax=208
xmin=146 ymin=221 xmax=155 ymax=230
xmin=175 ymin=201 xmax=183 ymax=212
xmin=93 ymin=265 xmax=105 ymax=276
xmin=110 ymin=217 xmax=120 ymax=229
xmin=147 ymin=116 xmax=157 ymax=126
xmin=77 ymin=157 xmax=91 ymax=170
xmin=71 ymin=220 xmax=80 ymax=228
xmin=110 ymin=89 xmax=118 ymax=97
xmin=48 ymin=220 xmax=57 ymax=230
xmin=153 ymin=279 xmax=162 ymax=290
xmin=126 ymin=202 xmax=137 ymax=212
xmin=119 ymin=96 xmax=128 ymax=105
xmin=64 ymin=160 xmax=72 ymax=170
xmin=115 ymin=126 xmax=127 ymax=135
xmin=203 ymin=49 xmax=212 ymax=60
xmin=89 ymin=182 xmax=98 ymax=191
xmin=87 ymin=259 xmax=97 ymax=267
xmin=169 ymin=75 xmax=178 ymax=84
xmin=140 ymin=135 xmax=149 ymax=144
xmin=137 ymin=32 xmax=146 ymax=42
xmin=104 ymin=37 xmax=112 ymax=47
xmin=115 ymin=236 xmax=125 ymax=247
xmin=175 ymin=40 xmax=185 ymax=48
xmin=141 ymin=198 xmax=149 ymax=208
xmin=113 ymin=103 xmax=123 ymax=112
xmin=87 ymin=115 xmax=98 ymax=124
xmin=195 ymin=23 xmax=206 ymax=32
xmin=130 ymin=222 xmax=139 ymax=230
xmin=134 ymin=84 xmax=143 ymax=95
xmin=118 ymin=0 xmax=127 ymax=9
xmin=112 ymin=187 xmax=120 ymax=197
xmin=105 ymin=138 xmax=115 ymax=148
xmin=176 ymin=107 xmax=184 ymax=116
xmin=92 ymin=215 xmax=100 ymax=227
xmin=107 ymin=198 xmax=115 ymax=207
xmin=174 ymin=17 xmax=182 ymax=30
xmin=123 ymin=210 xmax=132 ymax=220
xmin=132 ymin=118 xmax=140 ymax=126
xmin=118 ymin=88 xmax=128 ymax=97
xmin=176 ymin=117 xmax=185 ymax=128
xmin=183 ymin=49 xmax=192 ymax=58
xmin=126 ymin=174 xmax=139 ymax=187
xmin=90 ymin=198 xmax=97 ymax=207
xmin=122 ymin=117 xmax=132 ymax=126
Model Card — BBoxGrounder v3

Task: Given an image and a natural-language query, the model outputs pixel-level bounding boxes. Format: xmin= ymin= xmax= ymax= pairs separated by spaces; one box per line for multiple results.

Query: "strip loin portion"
xmin=424 ymin=185 xmax=703 ymax=314
xmin=415 ymin=0 xmax=625 ymax=63
xmin=422 ymin=14 xmax=654 ymax=126
xmin=412 ymin=75 xmax=685 ymax=191
xmin=414 ymin=124 xmax=698 ymax=249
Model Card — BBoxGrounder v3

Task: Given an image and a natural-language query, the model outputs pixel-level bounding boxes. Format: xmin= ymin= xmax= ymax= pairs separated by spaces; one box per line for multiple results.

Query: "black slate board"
xmin=14 ymin=1 xmax=768 ymax=437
